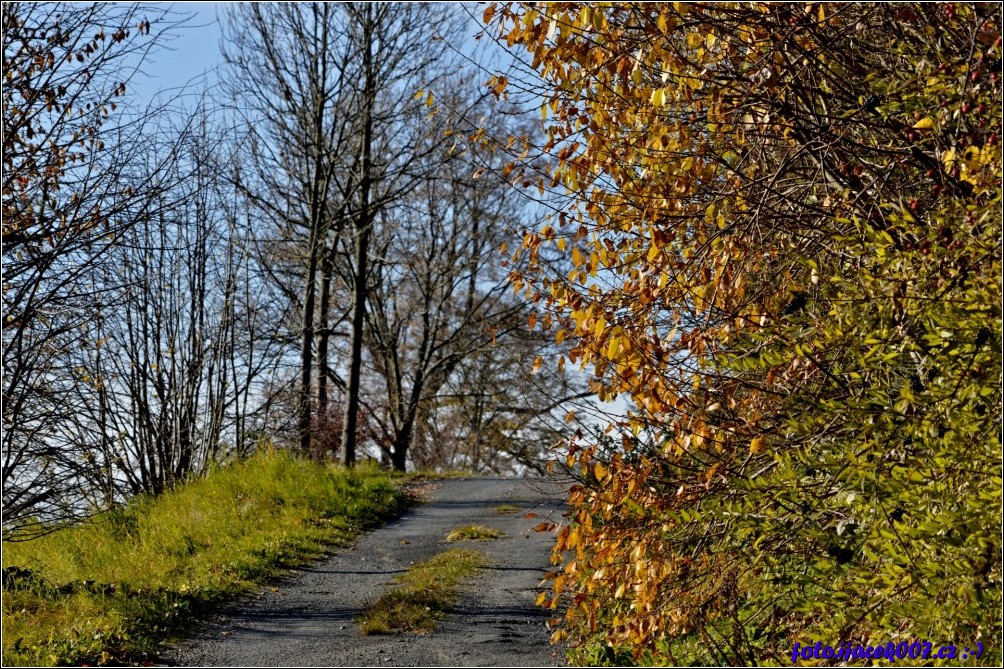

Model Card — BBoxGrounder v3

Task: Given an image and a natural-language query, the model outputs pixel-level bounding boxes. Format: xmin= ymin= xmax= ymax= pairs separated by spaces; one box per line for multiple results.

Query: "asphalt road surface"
xmin=163 ymin=477 xmax=570 ymax=667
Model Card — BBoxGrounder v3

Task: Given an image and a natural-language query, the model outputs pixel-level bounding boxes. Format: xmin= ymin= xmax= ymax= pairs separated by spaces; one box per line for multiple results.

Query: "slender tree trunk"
xmin=298 ymin=220 xmax=319 ymax=454
xmin=317 ymin=257 xmax=332 ymax=429
xmin=340 ymin=5 xmax=374 ymax=467
xmin=298 ymin=5 xmax=332 ymax=456
xmin=341 ymin=225 xmax=370 ymax=467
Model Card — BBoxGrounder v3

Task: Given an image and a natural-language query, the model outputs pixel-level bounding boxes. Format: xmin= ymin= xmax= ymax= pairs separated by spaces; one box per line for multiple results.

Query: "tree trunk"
xmin=340 ymin=4 xmax=375 ymax=467
xmin=298 ymin=212 xmax=319 ymax=455
xmin=317 ymin=256 xmax=332 ymax=426
xmin=390 ymin=423 xmax=411 ymax=472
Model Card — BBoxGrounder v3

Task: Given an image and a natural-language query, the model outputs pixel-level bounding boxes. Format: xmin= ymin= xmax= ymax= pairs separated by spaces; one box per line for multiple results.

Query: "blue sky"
xmin=131 ymin=2 xmax=222 ymax=103
xmin=131 ymin=3 xmax=491 ymax=106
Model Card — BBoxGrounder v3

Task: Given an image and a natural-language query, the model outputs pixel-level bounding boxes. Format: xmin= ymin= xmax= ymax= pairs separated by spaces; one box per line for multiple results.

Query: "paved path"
xmin=163 ymin=478 xmax=569 ymax=667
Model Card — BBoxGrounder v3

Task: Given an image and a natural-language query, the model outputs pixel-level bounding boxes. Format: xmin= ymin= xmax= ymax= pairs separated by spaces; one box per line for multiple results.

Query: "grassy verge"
xmin=357 ymin=549 xmax=486 ymax=635
xmin=492 ymin=504 xmax=521 ymax=515
xmin=1 ymin=450 xmax=404 ymax=666
xmin=445 ymin=524 xmax=506 ymax=542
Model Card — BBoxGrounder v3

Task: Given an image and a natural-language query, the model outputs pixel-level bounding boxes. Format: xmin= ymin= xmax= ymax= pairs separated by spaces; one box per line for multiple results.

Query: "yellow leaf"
xmin=912 ymin=117 xmax=935 ymax=131
xmin=650 ymin=87 xmax=666 ymax=107
xmin=607 ymin=335 xmax=620 ymax=358
xmin=592 ymin=10 xmax=604 ymax=31
xmin=750 ymin=435 xmax=766 ymax=455
xmin=657 ymin=13 xmax=669 ymax=35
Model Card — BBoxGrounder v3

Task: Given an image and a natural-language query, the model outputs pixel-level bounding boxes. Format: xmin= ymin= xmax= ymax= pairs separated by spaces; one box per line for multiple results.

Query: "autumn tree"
xmin=487 ymin=2 xmax=1001 ymax=664
xmin=2 ymin=2 xmax=189 ymax=537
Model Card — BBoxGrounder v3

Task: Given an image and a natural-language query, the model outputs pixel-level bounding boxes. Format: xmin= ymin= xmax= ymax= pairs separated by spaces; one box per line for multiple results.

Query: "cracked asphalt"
xmin=162 ymin=477 xmax=570 ymax=667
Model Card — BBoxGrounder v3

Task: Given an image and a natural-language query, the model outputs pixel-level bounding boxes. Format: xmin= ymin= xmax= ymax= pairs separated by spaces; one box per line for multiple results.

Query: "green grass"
xmin=444 ymin=524 xmax=506 ymax=543
xmin=1 ymin=449 xmax=404 ymax=666
xmin=492 ymin=504 xmax=521 ymax=515
xmin=357 ymin=549 xmax=486 ymax=635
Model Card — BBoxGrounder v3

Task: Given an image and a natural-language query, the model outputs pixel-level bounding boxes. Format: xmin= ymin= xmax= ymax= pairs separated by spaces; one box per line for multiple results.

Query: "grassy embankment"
xmin=2 ymin=450 xmax=405 ymax=666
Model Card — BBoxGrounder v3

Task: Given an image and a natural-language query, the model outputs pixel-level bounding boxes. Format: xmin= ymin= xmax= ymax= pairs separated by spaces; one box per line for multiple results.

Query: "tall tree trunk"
xmin=298 ymin=4 xmax=332 ymax=456
xmin=298 ymin=234 xmax=318 ymax=454
xmin=390 ymin=425 xmax=410 ymax=472
xmin=340 ymin=5 xmax=374 ymax=467
xmin=317 ymin=256 xmax=332 ymax=425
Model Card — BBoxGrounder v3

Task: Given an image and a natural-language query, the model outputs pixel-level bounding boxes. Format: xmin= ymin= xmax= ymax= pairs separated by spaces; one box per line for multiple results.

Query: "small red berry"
xmin=962 ymin=103 xmax=971 ymax=113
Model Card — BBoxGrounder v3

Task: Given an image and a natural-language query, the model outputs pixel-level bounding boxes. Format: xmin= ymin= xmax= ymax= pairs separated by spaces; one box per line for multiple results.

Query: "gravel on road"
xmin=162 ymin=477 xmax=570 ymax=667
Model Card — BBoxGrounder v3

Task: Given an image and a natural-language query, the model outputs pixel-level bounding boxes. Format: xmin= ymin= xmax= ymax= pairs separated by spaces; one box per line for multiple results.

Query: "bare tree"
xmin=220 ymin=2 xmax=460 ymax=463
xmin=219 ymin=3 xmax=361 ymax=458
xmin=359 ymin=94 xmax=516 ymax=470
xmin=72 ymin=107 xmax=277 ymax=498
xmin=2 ymin=2 xmax=190 ymax=537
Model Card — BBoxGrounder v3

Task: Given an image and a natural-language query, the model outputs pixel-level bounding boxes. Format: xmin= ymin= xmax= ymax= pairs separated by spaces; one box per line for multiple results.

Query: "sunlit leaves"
xmin=488 ymin=1 xmax=1001 ymax=664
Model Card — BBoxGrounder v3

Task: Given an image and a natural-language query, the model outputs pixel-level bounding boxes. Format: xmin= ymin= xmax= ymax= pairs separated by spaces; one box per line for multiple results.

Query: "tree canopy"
xmin=487 ymin=2 xmax=1001 ymax=664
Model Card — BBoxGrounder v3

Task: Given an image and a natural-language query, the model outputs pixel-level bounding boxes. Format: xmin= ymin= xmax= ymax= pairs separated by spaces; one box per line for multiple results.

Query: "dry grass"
xmin=357 ymin=549 xmax=486 ymax=634
xmin=445 ymin=524 xmax=507 ymax=543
